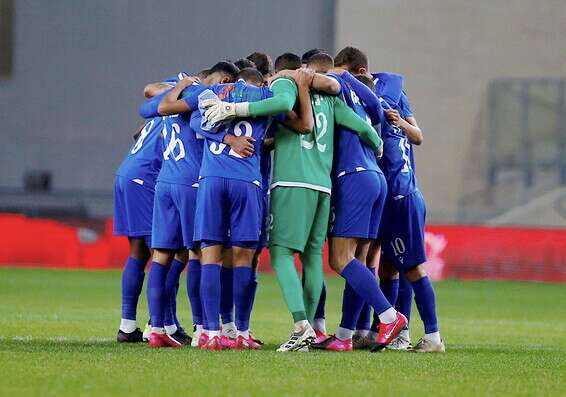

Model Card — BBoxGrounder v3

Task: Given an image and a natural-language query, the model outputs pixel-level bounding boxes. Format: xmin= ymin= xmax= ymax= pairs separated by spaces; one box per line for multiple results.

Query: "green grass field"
xmin=0 ymin=268 xmax=564 ymax=397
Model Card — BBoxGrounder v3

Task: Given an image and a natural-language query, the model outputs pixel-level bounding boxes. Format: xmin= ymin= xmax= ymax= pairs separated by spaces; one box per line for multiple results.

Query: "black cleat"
xmin=117 ymin=328 xmax=144 ymax=343
xmin=170 ymin=329 xmax=192 ymax=346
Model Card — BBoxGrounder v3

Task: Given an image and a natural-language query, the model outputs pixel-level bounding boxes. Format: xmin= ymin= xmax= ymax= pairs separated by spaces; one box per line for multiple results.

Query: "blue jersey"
xmin=377 ymin=76 xmax=418 ymax=199
xmin=328 ymin=73 xmax=382 ymax=178
xmin=191 ymin=80 xmax=272 ymax=187
xmin=115 ymin=117 xmax=165 ymax=189
xmin=155 ymin=83 xmax=208 ymax=187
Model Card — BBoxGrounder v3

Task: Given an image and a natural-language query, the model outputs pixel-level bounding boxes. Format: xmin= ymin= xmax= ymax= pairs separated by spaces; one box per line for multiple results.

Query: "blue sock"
xmin=220 ymin=267 xmax=234 ymax=324
xmin=411 ymin=276 xmax=438 ymax=333
xmin=147 ymin=262 xmax=168 ymax=328
xmin=187 ymin=259 xmax=203 ymax=325
xmin=339 ymin=281 xmax=365 ymax=330
xmin=121 ymin=257 xmax=146 ymax=321
xmin=356 ymin=303 xmax=371 ymax=331
xmin=248 ymin=270 xmax=258 ymax=322
xmin=201 ymin=264 xmax=222 ymax=331
xmin=396 ymin=273 xmax=414 ymax=322
xmin=340 ymin=259 xmax=391 ymax=316
xmin=380 ymin=278 xmax=400 ymax=306
xmin=314 ymin=281 xmax=326 ymax=319
xmin=233 ymin=266 xmax=254 ymax=331
xmin=164 ymin=258 xmax=185 ymax=327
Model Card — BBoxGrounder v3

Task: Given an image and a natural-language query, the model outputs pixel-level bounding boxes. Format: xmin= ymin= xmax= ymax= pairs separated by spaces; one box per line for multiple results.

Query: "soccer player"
xmin=311 ymin=47 xmax=407 ymax=352
xmin=301 ymin=48 xmax=324 ymax=66
xmin=246 ymin=52 xmax=273 ymax=81
xmin=372 ymin=71 xmax=445 ymax=353
xmin=139 ymin=62 xmax=243 ymax=348
xmin=114 ymin=72 xmax=186 ymax=343
xmin=202 ymin=55 xmax=387 ymax=352
xmin=188 ymin=67 xmax=283 ymax=350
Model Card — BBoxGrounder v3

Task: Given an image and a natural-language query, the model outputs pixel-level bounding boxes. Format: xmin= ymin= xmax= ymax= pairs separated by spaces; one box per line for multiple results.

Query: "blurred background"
xmin=0 ymin=0 xmax=565 ymax=281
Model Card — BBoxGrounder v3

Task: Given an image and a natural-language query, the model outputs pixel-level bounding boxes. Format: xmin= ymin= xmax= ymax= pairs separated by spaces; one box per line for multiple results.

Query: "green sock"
xmin=270 ymin=245 xmax=306 ymax=322
xmin=299 ymin=251 xmax=324 ymax=324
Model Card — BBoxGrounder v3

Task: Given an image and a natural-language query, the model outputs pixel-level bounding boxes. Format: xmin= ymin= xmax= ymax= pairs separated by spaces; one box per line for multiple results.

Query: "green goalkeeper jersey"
xmin=264 ymin=78 xmax=382 ymax=194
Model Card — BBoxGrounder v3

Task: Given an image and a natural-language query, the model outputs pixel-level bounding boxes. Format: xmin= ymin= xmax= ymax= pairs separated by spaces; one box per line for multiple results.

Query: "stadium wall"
xmin=335 ymin=0 xmax=566 ymax=222
xmin=1 ymin=214 xmax=564 ymax=283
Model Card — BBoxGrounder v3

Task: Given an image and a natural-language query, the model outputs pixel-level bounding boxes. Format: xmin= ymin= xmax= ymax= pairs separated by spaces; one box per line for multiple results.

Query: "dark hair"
xmin=238 ymin=68 xmax=264 ymax=86
xmin=209 ymin=61 xmax=240 ymax=82
xmin=246 ymin=52 xmax=273 ymax=76
xmin=197 ymin=68 xmax=211 ymax=79
xmin=234 ymin=58 xmax=256 ymax=70
xmin=301 ymin=48 xmax=324 ymax=64
xmin=274 ymin=52 xmax=301 ymax=73
xmin=355 ymin=74 xmax=375 ymax=91
xmin=334 ymin=46 xmax=368 ymax=72
xmin=306 ymin=52 xmax=334 ymax=73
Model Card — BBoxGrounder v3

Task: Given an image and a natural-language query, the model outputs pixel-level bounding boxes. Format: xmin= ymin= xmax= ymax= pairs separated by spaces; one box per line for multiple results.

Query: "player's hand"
xmin=295 ymin=68 xmax=315 ymax=88
xmin=384 ymin=109 xmax=401 ymax=126
xmin=203 ymin=100 xmax=237 ymax=125
xmin=223 ymin=134 xmax=255 ymax=157
xmin=375 ymin=144 xmax=384 ymax=160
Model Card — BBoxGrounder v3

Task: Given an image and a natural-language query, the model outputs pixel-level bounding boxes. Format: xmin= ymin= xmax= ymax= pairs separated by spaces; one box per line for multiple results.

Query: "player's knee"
xmin=405 ymin=264 xmax=426 ymax=282
xmin=152 ymin=249 xmax=173 ymax=265
xmin=201 ymin=246 xmax=223 ymax=265
xmin=232 ymin=247 xmax=254 ymax=266
xmin=174 ymin=249 xmax=188 ymax=264
xmin=129 ymin=238 xmax=150 ymax=261
xmin=378 ymin=261 xmax=399 ymax=280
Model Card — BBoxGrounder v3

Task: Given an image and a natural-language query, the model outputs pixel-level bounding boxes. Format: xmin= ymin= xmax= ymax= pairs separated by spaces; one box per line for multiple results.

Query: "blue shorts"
xmin=113 ymin=175 xmax=154 ymax=240
xmin=379 ymin=190 xmax=427 ymax=270
xmin=194 ymin=176 xmax=262 ymax=248
xmin=151 ymin=181 xmax=198 ymax=250
xmin=258 ymin=191 xmax=270 ymax=249
xmin=329 ymin=171 xmax=387 ymax=239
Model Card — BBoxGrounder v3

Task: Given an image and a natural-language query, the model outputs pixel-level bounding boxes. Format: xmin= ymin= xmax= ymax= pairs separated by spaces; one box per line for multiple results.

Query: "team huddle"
xmin=113 ymin=47 xmax=445 ymax=353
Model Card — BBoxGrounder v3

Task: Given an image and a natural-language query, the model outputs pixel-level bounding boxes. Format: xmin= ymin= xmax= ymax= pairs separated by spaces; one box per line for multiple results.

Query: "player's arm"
xmin=189 ymin=109 xmax=255 ymax=157
xmin=334 ymin=97 xmax=383 ymax=157
xmin=385 ymin=93 xmax=423 ymax=145
xmin=143 ymin=83 xmax=172 ymax=98
xmin=336 ymin=70 xmax=383 ymax=124
xmin=282 ymin=69 xmax=315 ymax=134
xmin=157 ymin=77 xmax=199 ymax=116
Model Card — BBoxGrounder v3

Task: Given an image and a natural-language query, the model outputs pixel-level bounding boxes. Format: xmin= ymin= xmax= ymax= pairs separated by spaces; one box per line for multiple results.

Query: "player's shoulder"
xmin=269 ymin=77 xmax=297 ymax=91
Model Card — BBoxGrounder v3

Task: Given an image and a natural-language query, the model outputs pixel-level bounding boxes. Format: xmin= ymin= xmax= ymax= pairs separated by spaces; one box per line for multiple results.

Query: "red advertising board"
xmin=0 ymin=214 xmax=564 ymax=282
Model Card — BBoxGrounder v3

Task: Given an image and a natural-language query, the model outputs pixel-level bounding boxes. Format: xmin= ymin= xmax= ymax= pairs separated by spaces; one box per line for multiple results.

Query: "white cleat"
xmin=412 ymin=338 xmax=446 ymax=353
xmin=142 ymin=321 xmax=151 ymax=342
xmin=191 ymin=328 xmax=202 ymax=348
xmin=221 ymin=322 xmax=237 ymax=339
xmin=386 ymin=327 xmax=412 ymax=351
xmin=276 ymin=325 xmax=316 ymax=352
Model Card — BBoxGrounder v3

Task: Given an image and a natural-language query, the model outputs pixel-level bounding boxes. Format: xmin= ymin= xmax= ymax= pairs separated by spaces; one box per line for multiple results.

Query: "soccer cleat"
xmin=249 ymin=330 xmax=264 ymax=346
xmin=197 ymin=332 xmax=209 ymax=348
xmin=221 ymin=323 xmax=238 ymax=339
xmin=191 ymin=325 xmax=202 ymax=348
xmin=220 ymin=335 xmax=236 ymax=349
xmin=371 ymin=312 xmax=408 ymax=352
xmin=412 ymin=338 xmax=446 ymax=353
xmin=352 ymin=332 xmax=375 ymax=350
xmin=117 ymin=328 xmax=143 ymax=343
xmin=168 ymin=329 xmax=192 ymax=346
xmin=142 ymin=321 xmax=151 ymax=342
xmin=234 ymin=335 xmax=262 ymax=350
xmin=148 ymin=332 xmax=183 ymax=348
xmin=276 ymin=325 xmax=316 ymax=352
xmin=314 ymin=329 xmax=328 ymax=344
xmin=386 ymin=327 xmax=412 ymax=351
xmin=201 ymin=335 xmax=223 ymax=351
xmin=311 ymin=335 xmax=352 ymax=352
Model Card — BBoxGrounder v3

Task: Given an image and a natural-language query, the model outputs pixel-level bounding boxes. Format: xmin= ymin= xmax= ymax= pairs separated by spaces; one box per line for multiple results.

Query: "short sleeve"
xmin=399 ymin=92 xmax=413 ymax=118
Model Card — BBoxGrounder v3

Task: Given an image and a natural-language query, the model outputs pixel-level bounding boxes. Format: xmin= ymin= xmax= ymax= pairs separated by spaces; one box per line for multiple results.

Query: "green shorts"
xmin=268 ymin=186 xmax=330 ymax=253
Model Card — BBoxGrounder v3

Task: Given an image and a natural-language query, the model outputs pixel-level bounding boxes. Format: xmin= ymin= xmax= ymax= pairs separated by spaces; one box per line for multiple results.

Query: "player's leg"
xmin=312 ymin=282 xmax=327 ymax=341
xmin=193 ymin=177 xmax=229 ymax=350
xmin=220 ymin=248 xmax=236 ymax=345
xmin=115 ymin=176 xmax=155 ymax=342
xmin=162 ymin=249 xmax=188 ymax=344
xmin=353 ymin=241 xmax=379 ymax=349
xmin=147 ymin=182 xmax=184 ymax=348
xmin=186 ymin=248 xmax=204 ymax=347
xmin=228 ymin=180 xmax=263 ymax=349
xmin=269 ymin=187 xmax=317 ymax=351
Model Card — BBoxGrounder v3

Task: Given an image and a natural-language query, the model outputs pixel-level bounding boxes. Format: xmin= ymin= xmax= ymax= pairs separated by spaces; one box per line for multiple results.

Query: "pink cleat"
xmin=220 ymin=335 xmax=236 ymax=349
xmin=197 ymin=332 xmax=209 ymax=349
xmin=148 ymin=332 xmax=183 ymax=348
xmin=201 ymin=335 xmax=223 ymax=351
xmin=372 ymin=312 xmax=408 ymax=352
xmin=234 ymin=335 xmax=262 ymax=350
xmin=310 ymin=335 xmax=353 ymax=352
xmin=314 ymin=329 xmax=328 ymax=344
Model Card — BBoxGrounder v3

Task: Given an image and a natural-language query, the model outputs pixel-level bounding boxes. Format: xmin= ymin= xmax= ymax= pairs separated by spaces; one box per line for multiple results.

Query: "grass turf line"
xmin=0 ymin=267 xmax=564 ymax=397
